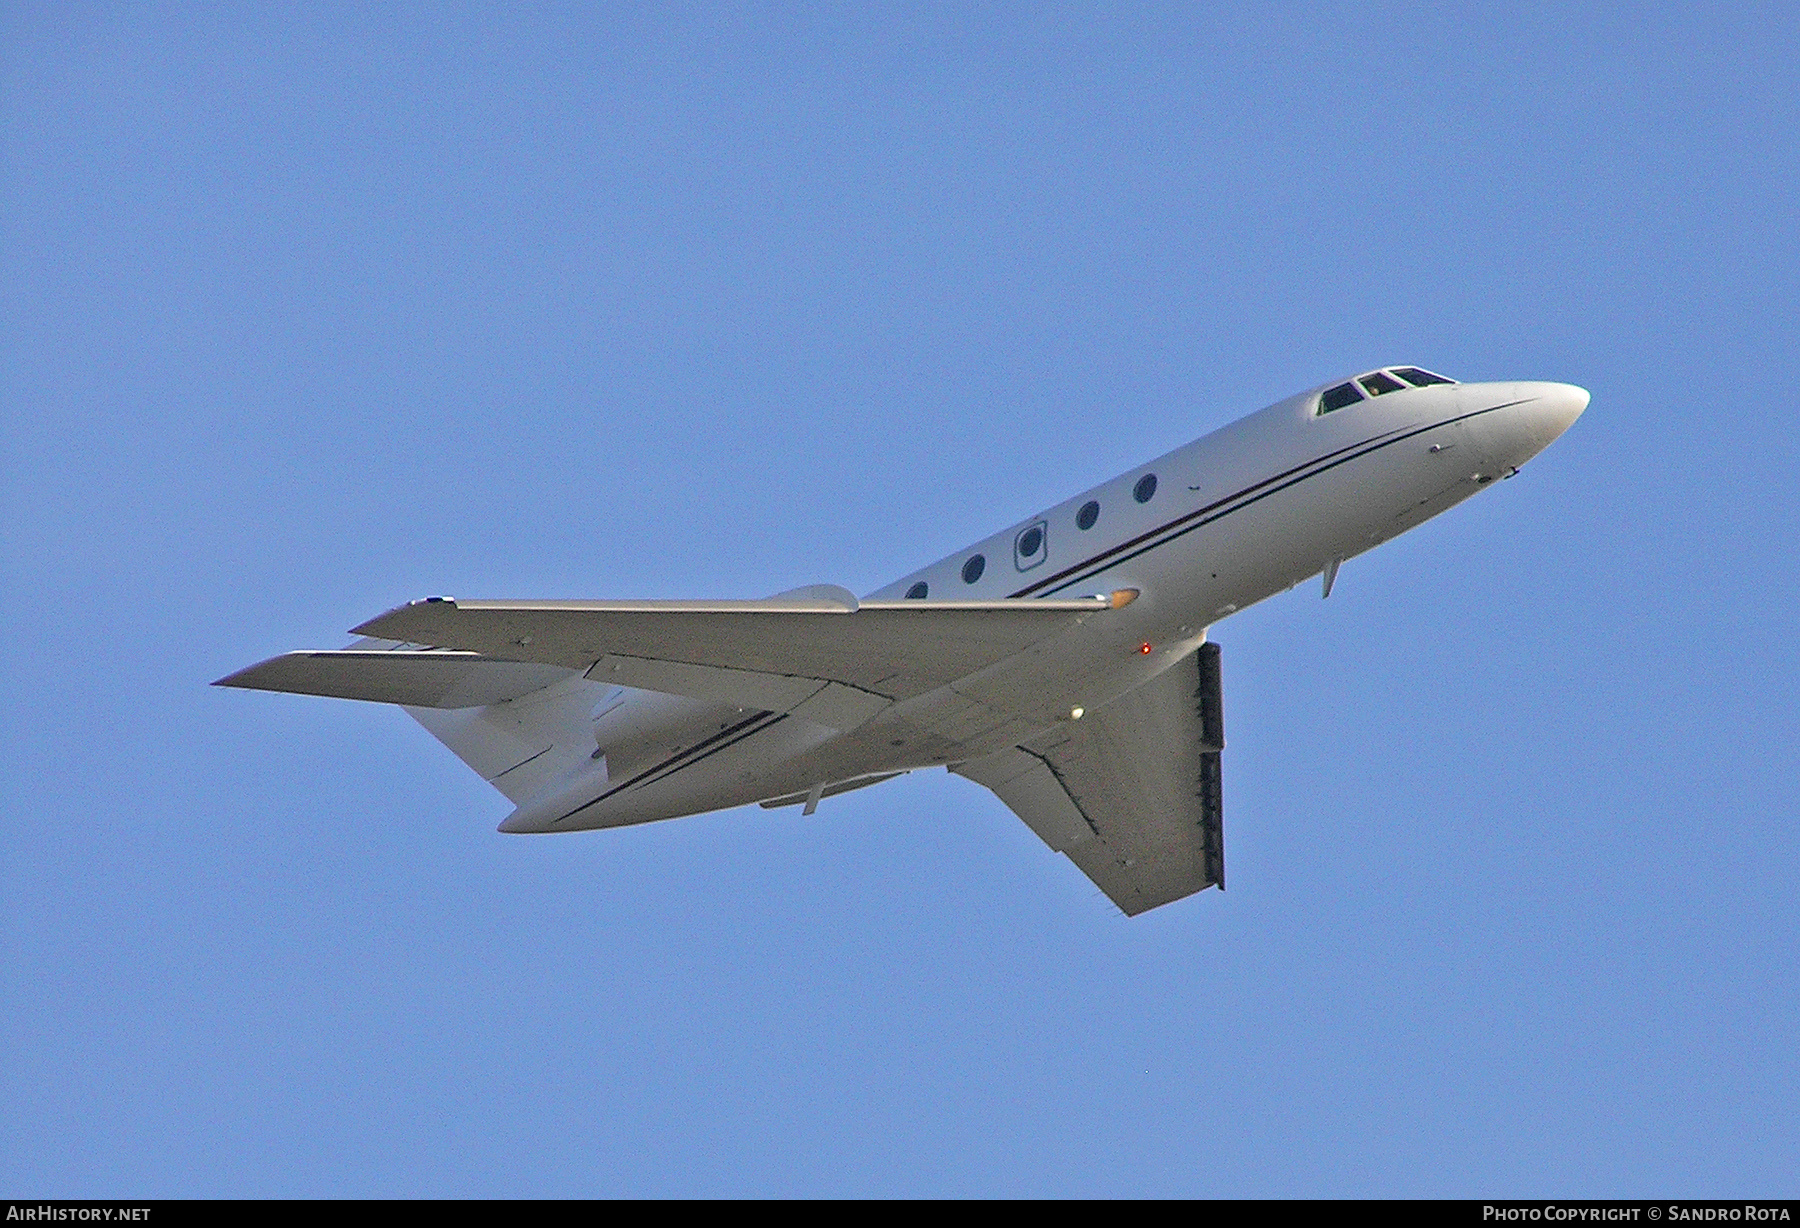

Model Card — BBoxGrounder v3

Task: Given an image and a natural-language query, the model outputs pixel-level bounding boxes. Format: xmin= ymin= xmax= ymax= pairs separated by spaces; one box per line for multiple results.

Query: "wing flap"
xmin=213 ymin=650 xmax=573 ymax=709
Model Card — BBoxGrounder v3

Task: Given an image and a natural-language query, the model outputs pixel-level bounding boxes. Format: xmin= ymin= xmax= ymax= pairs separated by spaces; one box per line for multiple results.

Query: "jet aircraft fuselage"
xmin=219 ymin=368 xmax=1587 ymax=914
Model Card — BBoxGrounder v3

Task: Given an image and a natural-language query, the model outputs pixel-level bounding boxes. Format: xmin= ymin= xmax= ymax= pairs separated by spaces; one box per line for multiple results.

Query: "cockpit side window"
xmin=1359 ymin=371 xmax=1407 ymax=396
xmin=1392 ymin=367 xmax=1455 ymax=387
xmin=1318 ymin=382 xmax=1364 ymax=414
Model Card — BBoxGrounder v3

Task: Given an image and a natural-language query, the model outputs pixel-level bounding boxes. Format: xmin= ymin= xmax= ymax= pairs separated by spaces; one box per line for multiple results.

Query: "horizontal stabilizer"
xmin=214 ymin=650 xmax=573 ymax=709
xmin=351 ymin=593 xmax=1120 ymax=706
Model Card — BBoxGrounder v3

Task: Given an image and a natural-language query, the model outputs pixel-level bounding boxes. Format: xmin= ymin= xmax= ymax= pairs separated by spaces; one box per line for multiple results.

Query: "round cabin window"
xmin=905 ymin=581 xmax=928 ymax=599
xmin=1076 ymin=500 xmax=1099 ymax=530
xmin=962 ymin=555 xmax=986 ymax=584
xmin=1134 ymin=473 xmax=1158 ymax=503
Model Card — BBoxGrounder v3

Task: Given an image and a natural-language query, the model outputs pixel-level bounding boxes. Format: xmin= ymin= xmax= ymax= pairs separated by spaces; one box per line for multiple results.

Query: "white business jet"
xmin=219 ymin=368 xmax=1586 ymax=914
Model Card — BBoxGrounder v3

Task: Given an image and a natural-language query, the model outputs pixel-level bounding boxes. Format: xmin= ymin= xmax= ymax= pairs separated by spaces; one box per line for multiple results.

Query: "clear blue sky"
xmin=4 ymin=2 xmax=1796 ymax=1197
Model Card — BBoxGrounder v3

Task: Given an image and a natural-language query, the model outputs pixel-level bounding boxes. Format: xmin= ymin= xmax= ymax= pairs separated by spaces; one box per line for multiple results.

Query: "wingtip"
xmin=212 ymin=661 xmax=266 ymax=689
xmin=349 ymin=595 xmax=456 ymax=638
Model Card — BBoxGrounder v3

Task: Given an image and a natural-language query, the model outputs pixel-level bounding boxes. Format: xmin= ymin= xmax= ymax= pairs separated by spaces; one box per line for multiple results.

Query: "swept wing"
xmin=340 ymin=590 xmax=1119 ymax=727
xmin=955 ymin=644 xmax=1225 ymax=915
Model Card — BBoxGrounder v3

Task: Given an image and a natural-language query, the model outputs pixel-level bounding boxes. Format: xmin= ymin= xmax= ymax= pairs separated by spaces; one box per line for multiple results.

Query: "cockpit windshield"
xmin=1316 ymin=367 xmax=1457 ymax=414
xmin=1318 ymin=382 xmax=1364 ymax=413
xmin=1392 ymin=367 xmax=1455 ymax=387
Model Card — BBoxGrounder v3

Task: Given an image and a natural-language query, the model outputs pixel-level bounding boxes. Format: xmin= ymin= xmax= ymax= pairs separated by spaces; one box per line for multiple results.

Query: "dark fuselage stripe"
xmin=554 ymin=709 xmax=787 ymax=824
xmin=638 ymin=712 xmax=790 ymax=789
xmin=1008 ymin=426 xmax=1409 ymax=598
xmin=1016 ymin=400 xmax=1526 ymax=598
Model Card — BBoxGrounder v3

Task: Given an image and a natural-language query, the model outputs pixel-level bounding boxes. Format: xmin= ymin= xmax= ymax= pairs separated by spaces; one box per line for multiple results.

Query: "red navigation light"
xmin=1138 ymin=642 xmax=1153 ymax=655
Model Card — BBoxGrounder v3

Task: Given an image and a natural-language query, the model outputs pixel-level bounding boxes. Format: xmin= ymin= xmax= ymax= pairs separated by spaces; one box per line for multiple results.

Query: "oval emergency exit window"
xmin=1014 ymin=522 xmax=1047 ymax=571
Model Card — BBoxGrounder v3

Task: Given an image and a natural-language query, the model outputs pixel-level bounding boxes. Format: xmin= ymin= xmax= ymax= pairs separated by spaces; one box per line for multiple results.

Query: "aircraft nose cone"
xmin=1462 ymin=380 xmax=1589 ymax=471
xmin=1524 ymin=382 xmax=1589 ymax=449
